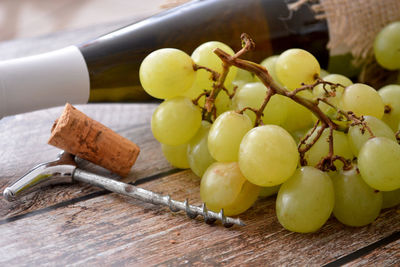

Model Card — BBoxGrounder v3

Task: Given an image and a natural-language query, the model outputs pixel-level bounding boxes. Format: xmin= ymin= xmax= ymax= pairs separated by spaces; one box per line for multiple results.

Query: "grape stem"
xmin=254 ymin=88 xmax=274 ymax=126
xmin=213 ymin=50 xmax=337 ymax=131
xmin=317 ymin=155 xmax=352 ymax=171
xmin=287 ymin=77 xmax=334 ymax=97
xmin=222 ymin=84 xmax=238 ymax=99
xmin=195 ymin=33 xmax=377 ymax=172
xmin=338 ymin=111 xmax=375 ymax=138
xmin=192 ymin=63 xmax=230 ymax=122
xmin=317 ymin=79 xmax=345 ymax=98
xmin=201 ymin=33 xmax=256 ymax=121
xmin=297 ymin=120 xmax=323 ymax=166
xmin=204 ymin=62 xmax=230 ymax=118
xmin=213 ymin=36 xmax=343 ymax=169
xmin=237 ymin=88 xmax=274 ymax=127
xmin=193 ymin=64 xmax=220 ymax=82
xmin=314 ymin=126 xmax=352 ymax=171
xmin=317 ymin=97 xmax=337 ymax=109
xmin=212 ymin=34 xmax=364 ymax=171
xmin=192 ymin=91 xmax=209 ymax=106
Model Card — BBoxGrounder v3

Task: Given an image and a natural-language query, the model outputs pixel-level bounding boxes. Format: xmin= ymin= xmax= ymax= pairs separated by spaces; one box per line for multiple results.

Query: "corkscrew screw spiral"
xmin=74 ymin=169 xmax=244 ymax=227
xmin=3 ymin=152 xmax=245 ymax=227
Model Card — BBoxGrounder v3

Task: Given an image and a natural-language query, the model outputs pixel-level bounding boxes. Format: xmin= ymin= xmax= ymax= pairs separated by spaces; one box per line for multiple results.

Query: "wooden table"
xmin=0 ymin=18 xmax=399 ymax=267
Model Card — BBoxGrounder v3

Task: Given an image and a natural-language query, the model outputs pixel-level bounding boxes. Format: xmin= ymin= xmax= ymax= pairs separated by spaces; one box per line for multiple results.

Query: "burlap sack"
xmin=168 ymin=0 xmax=400 ymax=64
xmin=309 ymin=0 xmax=400 ymax=64
xmin=305 ymin=0 xmax=400 ymax=87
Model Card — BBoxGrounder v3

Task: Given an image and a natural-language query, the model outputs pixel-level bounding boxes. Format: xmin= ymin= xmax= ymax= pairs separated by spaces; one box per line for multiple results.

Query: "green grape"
xmin=231 ymin=82 xmax=288 ymax=125
xmin=139 ymin=48 xmax=196 ymax=99
xmin=313 ymin=74 xmax=352 ymax=97
xmin=281 ymin=97 xmax=314 ymax=132
xmin=215 ymin=84 xmax=234 ymax=116
xmin=183 ymin=82 xmax=206 ymax=107
xmin=231 ymin=79 xmax=247 ymax=90
xmin=254 ymin=55 xmax=281 ymax=84
xmin=231 ymin=76 xmax=249 ymax=93
xmin=234 ymin=68 xmax=254 ymax=83
xmin=208 ymin=111 xmax=252 ymax=162
xmin=151 ymin=96 xmax=202 ymax=146
xmin=379 ymin=84 xmax=400 ymax=131
xmin=191 ymin=41 xmax=237 ymax=90
xmin=298 ymin=89 xmax=314 ymax=100
xmin=303 ymin=127 xmax=353 ymax=169
xmin=187 ymin=121 xmax=215 ymax=178
xmin=276 ymin=166 xmax=334 ymax=233
xmin=184 ymin=42 xmax=237 ymax=105
xmin=326 ymin=170 xmax=339 ymax=179
xmin=320 ymin=69 xmax=329 ymax=78
xmin=339 ymin=83 xmax=384 ymax=119
xmin=259 ymin=185 xmax=280 ymax=197
xmin=275 ymin=48 xmax=320 ymax=90
xmin=184 ymin=83 xmax=233 ymax=113
xmin=382 ymin=188 xmax=400 ymax=209
xmin=200 ymin=162 xmax=260 ymax=216
xmin=332 ymin=167 xmax=382 ymax=227
xmin=161 ymin=143 xmax=190 ymax=169
xmin=358 ymin=137 xmax=400 ymax=191
xmin=374 ymin=21 xmax=400 ymax=70
xmin=313 ymin=74 xmax=353 ymax=115
xmin=239 ymin=125 xmax=299 ymax=186
xmin=262 ymin=95 xmax=288 ymax=125
xmin=348 ymin=115 xmax=395 ymax=156
xmin=290 ymin=128 xmax=309 ymax=144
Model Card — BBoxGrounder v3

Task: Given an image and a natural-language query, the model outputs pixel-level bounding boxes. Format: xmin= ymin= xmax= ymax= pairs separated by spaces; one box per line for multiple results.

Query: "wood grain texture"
xmin=344 ymin=238 xmax=400 ymax=266
xmin=1 ymin=104 xmax=399 ymax=266
xmin=0 ymin=169 xmax=399 ymax=266
xmin=0 ymin=104 xmax=175 ymax=218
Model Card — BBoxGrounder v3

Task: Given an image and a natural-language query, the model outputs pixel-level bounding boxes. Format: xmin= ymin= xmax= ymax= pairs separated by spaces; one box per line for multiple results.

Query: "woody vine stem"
xmin=193 ymin=33 xmax=377 ymax=172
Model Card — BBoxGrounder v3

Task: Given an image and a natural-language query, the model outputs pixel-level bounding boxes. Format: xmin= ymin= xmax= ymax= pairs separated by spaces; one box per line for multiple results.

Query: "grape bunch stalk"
xmin=139 ymin=30 xmax=400 ymax=233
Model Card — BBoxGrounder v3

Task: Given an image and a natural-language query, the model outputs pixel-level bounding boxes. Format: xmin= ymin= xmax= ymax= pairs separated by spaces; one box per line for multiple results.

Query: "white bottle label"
xmin=0 ymin=46 xmax=90 ymax=118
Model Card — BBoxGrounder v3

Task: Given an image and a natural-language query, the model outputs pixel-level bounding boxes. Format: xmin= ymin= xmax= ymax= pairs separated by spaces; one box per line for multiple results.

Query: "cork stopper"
xmin=48 ymin=103 xmax=140 ymax=177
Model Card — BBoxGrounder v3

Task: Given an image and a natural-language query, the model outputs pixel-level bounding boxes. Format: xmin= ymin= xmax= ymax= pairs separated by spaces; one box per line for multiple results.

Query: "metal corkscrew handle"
xmin=3 ymin=152 xmax=245 ymax=228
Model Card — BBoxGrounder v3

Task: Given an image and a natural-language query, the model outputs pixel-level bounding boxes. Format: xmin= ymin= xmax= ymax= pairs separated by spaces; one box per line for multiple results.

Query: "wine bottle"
xmin=0 ymin=0 xmax=328 ymax=118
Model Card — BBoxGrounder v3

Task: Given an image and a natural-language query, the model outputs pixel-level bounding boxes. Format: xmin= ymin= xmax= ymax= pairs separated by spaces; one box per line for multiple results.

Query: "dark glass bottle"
xmin=0 ymin=0 xmax=328 ymax=118
xmin=79 ymin=0 xmax=328 ymax=102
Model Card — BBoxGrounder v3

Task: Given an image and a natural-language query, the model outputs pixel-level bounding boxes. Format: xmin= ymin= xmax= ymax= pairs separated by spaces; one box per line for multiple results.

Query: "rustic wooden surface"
xmin=0 ymin=12 xmax=399 ymax=266
xmin=0 ymin=103 xmax=399 ymax=266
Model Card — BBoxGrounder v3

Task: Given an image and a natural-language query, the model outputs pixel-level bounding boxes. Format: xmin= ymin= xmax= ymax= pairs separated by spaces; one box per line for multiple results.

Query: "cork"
xmin=48 ymin=103 xmax=140 ymax=177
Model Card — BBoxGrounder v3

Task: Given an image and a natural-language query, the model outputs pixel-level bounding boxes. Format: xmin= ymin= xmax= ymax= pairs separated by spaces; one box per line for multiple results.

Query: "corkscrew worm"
xmin=3 ymin=152 xmax=245 ymax=227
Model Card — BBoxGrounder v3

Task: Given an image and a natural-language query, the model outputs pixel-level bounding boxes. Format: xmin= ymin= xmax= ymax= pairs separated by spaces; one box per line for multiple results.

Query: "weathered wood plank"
xmin=1 ymin=104 xmax=399 ymax=265
xmin=344 ymin=238 xmax=400 ymax=266
xmin=0 ymin=169 xmax=398 ymax=266
xmin=0 ymin=104 xmax=157 ymax=179
xmin=0 ymin=103 xmax=176 ymax=218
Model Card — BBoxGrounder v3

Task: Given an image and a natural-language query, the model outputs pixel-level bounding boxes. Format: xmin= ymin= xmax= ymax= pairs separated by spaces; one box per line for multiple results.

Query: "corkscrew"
xmin=3 ymin=152 xmax=244 ymax=227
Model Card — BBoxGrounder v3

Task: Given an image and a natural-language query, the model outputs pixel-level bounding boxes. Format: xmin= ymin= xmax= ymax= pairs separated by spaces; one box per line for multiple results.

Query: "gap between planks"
xmin=0 ymin=168 xmax=183 ymax=226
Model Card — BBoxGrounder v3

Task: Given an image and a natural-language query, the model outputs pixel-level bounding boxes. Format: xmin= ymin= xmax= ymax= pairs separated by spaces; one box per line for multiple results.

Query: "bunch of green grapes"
xmin=139 ymin=37 xmax=400 ymax=234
